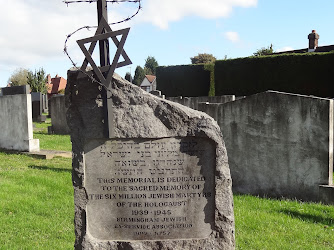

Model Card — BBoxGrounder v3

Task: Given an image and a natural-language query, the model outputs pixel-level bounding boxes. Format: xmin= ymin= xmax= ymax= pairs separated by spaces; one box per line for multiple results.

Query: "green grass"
xmin=33 ymin=121 xmax=72 ymax=151
xmin=33 ymin=118 xmax=51 ymax=130
xmin=1 ymin=132 xmax=333 ymax=249
xmin=34 ymin=132 xmax=72 ymax=151
xmin=234 ymin=195 xmax=334 ymax=249
xmin=0 ymin=152 xmax=74 ymax=249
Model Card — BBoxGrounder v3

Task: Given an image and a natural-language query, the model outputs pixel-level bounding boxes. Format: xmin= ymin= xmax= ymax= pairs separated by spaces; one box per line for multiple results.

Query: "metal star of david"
xmin=77 ymin=17 xmax=132 ymax=88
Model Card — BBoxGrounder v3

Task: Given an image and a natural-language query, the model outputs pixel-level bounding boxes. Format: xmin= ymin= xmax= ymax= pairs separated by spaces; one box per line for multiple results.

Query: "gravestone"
xmin=0 ymin=93 xmax=39 ymax=152
xmin=198 ymin=91 xmax=334 ymax=204
xmin=32 ymin=92 xmax=48 ymax=113
xmin=2 ymin=85 xmax=30 ymax=95
xmin=48 ymin=95 xmax=70 ymax=134
xmin=31 ymin=92 xmax=47 ymax=122
xmin=42 ymin=94 xmax=48 ymax=113
xmin=66 ymin=69 xmax=235 ymax=249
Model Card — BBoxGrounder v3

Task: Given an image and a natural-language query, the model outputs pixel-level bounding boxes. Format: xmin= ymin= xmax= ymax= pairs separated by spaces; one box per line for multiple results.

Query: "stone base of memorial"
xmin=66 ymin=69 xmax=235 ymax=249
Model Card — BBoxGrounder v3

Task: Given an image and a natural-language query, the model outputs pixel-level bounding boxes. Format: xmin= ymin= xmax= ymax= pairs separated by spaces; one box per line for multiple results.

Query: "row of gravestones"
xmin=0 ymin=85 xmax=70 ymax=135
xmin=22 ymin=78 xmax=332 ymax=206
xmin=168 ymin=91 xmax=334 ymax=206
xmin=31 ymin=92 xmax=48 ymax=122
xmin=3 ymin=74 xmax=333 ymax=249
xmin=1 ymin=85 xmax=48 ymax=122
xmin=66 ymin=72 xmax=332 ymax=249
xmin=0 ymin=77 xmax=235 ymax=248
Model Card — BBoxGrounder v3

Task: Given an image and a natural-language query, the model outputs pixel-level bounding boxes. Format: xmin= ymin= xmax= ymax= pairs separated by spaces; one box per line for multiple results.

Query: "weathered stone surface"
xmin=0 ymin=94 xmax=39 ymax=152
xmin=198 ymin=91 xmax=334 ymax=204
xmin=66 ymin=69 xmax=234 ymax=249
xmin=49 ymin=95 xmax=70 ymax=135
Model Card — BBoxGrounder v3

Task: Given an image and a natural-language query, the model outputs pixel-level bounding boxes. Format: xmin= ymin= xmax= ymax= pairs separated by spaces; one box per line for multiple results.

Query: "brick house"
xmin=47 ymin=74 xmax=67 ymax=99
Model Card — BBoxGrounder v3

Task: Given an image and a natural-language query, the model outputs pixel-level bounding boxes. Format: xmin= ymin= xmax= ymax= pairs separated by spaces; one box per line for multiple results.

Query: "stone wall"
xmin=49 ymin=95 xmax=70 ymax=134
xmin=198 ymin=91 xmax=334 ymax=204
xmin=0 ymin=94 xmax=39 ymax=152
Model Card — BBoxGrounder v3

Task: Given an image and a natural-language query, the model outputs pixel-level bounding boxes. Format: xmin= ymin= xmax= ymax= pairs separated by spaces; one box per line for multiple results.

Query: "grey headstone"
xmin=50 ymin=95 xmax=69 ymax=134
xmin=31 ymin=92 xmax=42 ymax=102
xmin=42 ymin=94 xmax=48 ymax=113
xmin=2 ymin=85 xmax=30 ymax=95
xmin=66 ymin=70 xmax=235 ymax=249
xmin=199 ymin=91 xmax=334 ymax=204
xmin=32 ymin=101 xmax=42 ymax=121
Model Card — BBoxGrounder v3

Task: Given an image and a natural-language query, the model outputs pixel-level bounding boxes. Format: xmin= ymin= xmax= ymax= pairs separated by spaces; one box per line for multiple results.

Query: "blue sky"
xmin=1 ymin=0 xmax=333 ymax=87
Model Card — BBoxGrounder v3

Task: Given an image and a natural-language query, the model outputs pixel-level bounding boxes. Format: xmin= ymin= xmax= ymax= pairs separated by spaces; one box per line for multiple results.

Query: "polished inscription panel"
xmin=84 ymin=137 xmax=215 ymax=240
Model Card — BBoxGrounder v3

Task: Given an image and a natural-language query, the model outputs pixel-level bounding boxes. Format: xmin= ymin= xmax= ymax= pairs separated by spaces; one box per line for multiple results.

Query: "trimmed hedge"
xmin=156 ymin=64 xmax=214 ymax=97
xmin=215 ymin=52 xmax=334 ymax=98
xmin=204 ymin=64 xmax=215 ymax=97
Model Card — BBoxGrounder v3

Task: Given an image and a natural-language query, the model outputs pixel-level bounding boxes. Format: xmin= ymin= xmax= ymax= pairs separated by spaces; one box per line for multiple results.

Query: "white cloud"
xmin=138 ymin=0 xmax=258 ymax=29
xmin=0 ymin=0 xmax=96 ymax=70
xmin=224 ymin=31 xmax=240 ymax=43
xmin=0 ymin=0 xmax=258 ymax=66
xmin=0 ymin=0 xmax=258 ymax=86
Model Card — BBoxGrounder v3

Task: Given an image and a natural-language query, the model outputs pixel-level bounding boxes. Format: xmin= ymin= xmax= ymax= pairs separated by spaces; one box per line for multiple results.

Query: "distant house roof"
xmin=274 ymin=30 xmax=334 ymax=55
xmin=140 ymin=75 xmax=156 ymax=87
xmin=47 ymin=74 xmax=67 ymax=95
xmin=275 ymin=45 xmax=334 ymax=55
xmin=145 ymin=75 xmax=156 ymax=83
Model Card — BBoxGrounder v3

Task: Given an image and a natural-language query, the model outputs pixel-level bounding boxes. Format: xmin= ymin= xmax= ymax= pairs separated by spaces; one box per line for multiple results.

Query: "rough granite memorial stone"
xmin=66 ymin=69 xmax=234 ymax=249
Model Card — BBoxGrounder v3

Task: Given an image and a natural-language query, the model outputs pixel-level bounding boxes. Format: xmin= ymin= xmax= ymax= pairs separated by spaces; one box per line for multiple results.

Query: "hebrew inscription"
xmin=84 ymin=137 xmax=215 ymax=241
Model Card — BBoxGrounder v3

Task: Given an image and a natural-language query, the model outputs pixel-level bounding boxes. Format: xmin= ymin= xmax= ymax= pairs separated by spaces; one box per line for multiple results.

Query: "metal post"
xmin=97 ymin=0 xmax=110 ymax=66
xmin=97 ymin=0 xmax=113 ymax=138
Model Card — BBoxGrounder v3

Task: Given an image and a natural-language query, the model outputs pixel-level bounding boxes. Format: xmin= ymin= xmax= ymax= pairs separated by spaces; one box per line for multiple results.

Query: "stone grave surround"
xmin=66 ymin=69 xmax=234 ymax=249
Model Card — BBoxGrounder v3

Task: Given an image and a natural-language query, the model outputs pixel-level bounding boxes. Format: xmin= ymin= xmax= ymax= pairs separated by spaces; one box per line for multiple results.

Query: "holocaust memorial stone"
xmin=66 ymin=69 xmax=235 ymax=249
xmin=85 ymin=137 xmax=215 ymax=241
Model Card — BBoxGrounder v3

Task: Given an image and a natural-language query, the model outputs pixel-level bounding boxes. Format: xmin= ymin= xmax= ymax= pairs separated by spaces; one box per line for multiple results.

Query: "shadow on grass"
xmin=28 ymin=165 xmax=71 ymax=173
xmin=277 ymin=209 xmax=334 ymax=226
xmin=34 ymin=130 xmax=48 ymax=135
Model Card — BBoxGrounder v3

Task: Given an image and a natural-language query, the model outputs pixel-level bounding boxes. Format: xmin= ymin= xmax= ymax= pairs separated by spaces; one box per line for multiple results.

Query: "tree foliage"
xmin=27 ymin=68 xmax=48 ymax=93
xmin=133 ymin=66 xmax=145 ymax=86
xmin=144 ymin=67 xmax=153 ymax=75
xmin=125 ymin=72 xmax=133 ymax=83
xmin=253 ymin=44 xmax=274 ymax=56
xmin=8 ymin=68 xmax=30 ymax=86
xmin=190 ymin=53 xmax=216 ymax=64
xmin=144 ymin=56 xmax=159 ymax=75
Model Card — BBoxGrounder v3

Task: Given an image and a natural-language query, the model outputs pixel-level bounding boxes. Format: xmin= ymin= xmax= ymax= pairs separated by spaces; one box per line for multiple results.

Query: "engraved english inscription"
xmin=84 ymin=137 xmax=215 ymax=241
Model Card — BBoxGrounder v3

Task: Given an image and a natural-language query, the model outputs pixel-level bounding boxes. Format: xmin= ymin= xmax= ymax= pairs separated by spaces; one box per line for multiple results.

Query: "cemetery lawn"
xmin=0 ymin=152 xmax=74 ymax=249
xmin=33 ymin=121 xmax=72 ymax=151
xmin=0 ymin=132 xmax=333 ymax=249
xmin=34 ymin=132 xmax=72 ymax=151
xmin=234 ymin=195 xmax=334 ymax=249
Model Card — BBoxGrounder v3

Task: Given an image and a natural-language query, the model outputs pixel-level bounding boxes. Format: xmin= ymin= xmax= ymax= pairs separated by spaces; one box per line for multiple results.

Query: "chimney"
xmin=308 ymin=30 xmax=319 ymax=50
